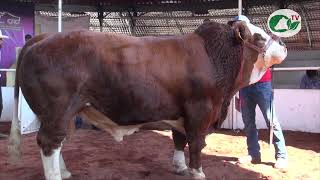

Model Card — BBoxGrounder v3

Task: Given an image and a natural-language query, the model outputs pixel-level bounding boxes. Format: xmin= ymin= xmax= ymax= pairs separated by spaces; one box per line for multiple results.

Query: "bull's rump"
xmin=18 ymin=30 xmax=212 ymax=125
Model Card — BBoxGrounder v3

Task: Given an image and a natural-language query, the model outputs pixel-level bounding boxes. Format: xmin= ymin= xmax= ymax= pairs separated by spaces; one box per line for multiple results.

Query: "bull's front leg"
xmin=60 ymin=152 xmax=71 ymax=179
xmin=184 ymin=98 xmax=215 ymax=179
xmin=188 ymin=134 xmax=206 ymax=179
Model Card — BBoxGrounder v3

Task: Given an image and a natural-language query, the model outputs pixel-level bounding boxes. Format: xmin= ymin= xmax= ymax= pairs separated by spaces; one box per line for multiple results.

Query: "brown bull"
xmin=8 ymin=21 xmax=286 ymax=180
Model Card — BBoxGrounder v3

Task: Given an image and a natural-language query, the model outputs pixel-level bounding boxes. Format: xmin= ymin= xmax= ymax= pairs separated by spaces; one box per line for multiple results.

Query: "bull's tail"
xmin=8 ymin=34 xmax=49 ymax=163
xmin=8 ymin=45 xmax=25 ymax=163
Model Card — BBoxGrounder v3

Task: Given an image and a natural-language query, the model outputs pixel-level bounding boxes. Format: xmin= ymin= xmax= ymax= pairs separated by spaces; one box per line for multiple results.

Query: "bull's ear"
xmin=232 ymin=21 xmax=251 ymax=43
xmin=227 ymin=20 xmax=235 ymax=26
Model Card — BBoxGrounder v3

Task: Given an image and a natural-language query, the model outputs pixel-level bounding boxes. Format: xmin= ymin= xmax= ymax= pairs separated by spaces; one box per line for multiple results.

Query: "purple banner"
xmin=0 ymin=3 xmax=34 ymax=86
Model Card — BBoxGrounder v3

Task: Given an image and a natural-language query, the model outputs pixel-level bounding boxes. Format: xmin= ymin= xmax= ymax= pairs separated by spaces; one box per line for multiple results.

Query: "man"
xmin=0 ymin=30 xmax=9 ymax=138
xmin=300 ymin=70 xmax=320 ymax=89
xmin=25 ymin=34 xmax=32 ymax=42
xmin=234 ymin=15 xmax=288 ymax=169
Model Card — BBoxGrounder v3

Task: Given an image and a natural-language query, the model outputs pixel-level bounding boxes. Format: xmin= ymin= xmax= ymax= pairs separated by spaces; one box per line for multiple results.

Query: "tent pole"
xmin=58 ymin=0 xmax=62 ymax=32
xmin=238 ymin=0 xmax=242 ymax=16
xmin=233 ymin=0 xmax=243 ymax=130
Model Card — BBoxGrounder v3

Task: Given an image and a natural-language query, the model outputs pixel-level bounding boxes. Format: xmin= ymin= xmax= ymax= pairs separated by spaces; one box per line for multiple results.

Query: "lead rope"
xmin=237 ymin=32 xmax=245 ymax=86
xmin=259 ymin=36 xmax=275 ymax=149
xmin=268 ymin=35 xmax=280 ymax=150
xmin=269 ymin=65 xmax=274 ymax=150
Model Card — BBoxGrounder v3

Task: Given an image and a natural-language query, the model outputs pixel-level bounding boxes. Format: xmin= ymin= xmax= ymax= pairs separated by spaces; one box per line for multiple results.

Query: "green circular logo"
xmin=268 ymin=9 xmax=301 ymax=37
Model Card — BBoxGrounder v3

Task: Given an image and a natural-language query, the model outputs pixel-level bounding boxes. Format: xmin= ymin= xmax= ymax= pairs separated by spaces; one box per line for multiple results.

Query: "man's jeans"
xmin=240 ymin=81 xmax=287 ymax=160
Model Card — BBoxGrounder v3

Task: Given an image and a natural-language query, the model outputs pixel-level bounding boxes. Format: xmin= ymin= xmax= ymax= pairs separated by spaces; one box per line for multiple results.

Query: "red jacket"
xmin=258 ymin=68 xmax=272 ymax=82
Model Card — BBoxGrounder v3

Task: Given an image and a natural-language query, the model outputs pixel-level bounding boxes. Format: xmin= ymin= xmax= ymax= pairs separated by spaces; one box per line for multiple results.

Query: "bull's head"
xmin=247 ymin=22 xmax=287 ymax=84
xmin=231 ymin=21 xmax=287 ymax=86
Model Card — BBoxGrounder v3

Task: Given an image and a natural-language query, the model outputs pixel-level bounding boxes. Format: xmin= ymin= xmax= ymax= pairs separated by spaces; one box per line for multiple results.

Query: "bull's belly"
xmin=89 ymin=77 xmax=182 ymax=126
xmin=98 ymin=105 xmax=181 ymax=126
xmin=114 ymin=107 xmax=181 ymax=125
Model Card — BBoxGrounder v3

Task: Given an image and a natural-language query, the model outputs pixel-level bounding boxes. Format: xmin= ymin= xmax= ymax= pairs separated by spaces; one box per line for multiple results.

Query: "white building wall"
xmin=0 ymin=87 xmax=39 ymax=134
xmin=1 ymin=87 xmax=14 ymax=122
xmin=1 ymin=88 xmax=320 ymax=133
xmin=233 ymin=89 xmax=320 ymax=133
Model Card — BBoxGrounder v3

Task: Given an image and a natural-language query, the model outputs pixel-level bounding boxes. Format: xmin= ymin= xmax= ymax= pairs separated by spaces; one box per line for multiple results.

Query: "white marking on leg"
xmin=172 ymin=150 xmax=188 ymax=174
xmin=190 ymin=167 xmax=206 ymax=179
xmin=60 ymin=153 xmax=71 ymax=179
xmin=41 ymin=146 xmax=62 ymax=180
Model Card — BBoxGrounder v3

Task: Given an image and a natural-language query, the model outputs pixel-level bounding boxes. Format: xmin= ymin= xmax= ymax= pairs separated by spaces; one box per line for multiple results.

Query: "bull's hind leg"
xmin=38 ymin=123 xmax=72 ymax=180
xmin=37 ymin=106 xmax=81 ymax=180
xmin=60 ymin=143 xmax=72 ymax=179
xmin=37 ymin=96 xmax=84 ymax=180
xmin=40 ymin=144 xmax=62 ymax=180
xmin=172 ymin=130 xmax=188 ymax=175
xmin=39 ymin=141 xmax=71 ymax=180
xmin=38 ymin=115 xmax=77 ymax=180
xmin=40 ymin=143 xmax=71 ymax=180
xmin=38 ymin=125 xmax=75 ymax=180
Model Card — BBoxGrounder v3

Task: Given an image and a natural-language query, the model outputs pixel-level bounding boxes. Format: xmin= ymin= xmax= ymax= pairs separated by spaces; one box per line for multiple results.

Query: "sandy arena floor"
xmin=0 ymin=124 xmax=319 ymax=180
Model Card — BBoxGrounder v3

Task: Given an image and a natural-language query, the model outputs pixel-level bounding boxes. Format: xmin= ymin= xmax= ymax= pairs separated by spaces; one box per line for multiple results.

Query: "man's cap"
xmin=0 ymin=30 xmax=9 ymax=39
xmin=232 ymin=15 xmax=251 ymax=24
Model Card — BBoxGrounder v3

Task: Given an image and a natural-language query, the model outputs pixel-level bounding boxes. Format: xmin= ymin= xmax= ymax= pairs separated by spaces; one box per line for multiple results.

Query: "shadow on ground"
xmin=214 ymin=128 xmax=320 ymax=153
xmin=0 ymin=128 xmax=271 ymax=180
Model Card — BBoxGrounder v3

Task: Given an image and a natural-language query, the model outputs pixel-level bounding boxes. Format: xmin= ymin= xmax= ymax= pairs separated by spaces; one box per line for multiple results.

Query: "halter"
xmin=237 ymin=32 xmax=284 ymax=69
xmin=237 ymin=32 xmax=272 ymax=53
xmin=236 ymin=32 xmax=283 ymax=87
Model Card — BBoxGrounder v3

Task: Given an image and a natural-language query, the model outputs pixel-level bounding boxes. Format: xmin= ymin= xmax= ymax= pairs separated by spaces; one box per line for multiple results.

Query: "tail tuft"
xmin=8 ymin=133 xmax=22 ymax=164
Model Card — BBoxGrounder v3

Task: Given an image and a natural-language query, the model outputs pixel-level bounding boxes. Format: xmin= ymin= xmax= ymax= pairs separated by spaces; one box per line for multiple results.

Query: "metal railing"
xmin=0 ymin=69 xmax=16 ymax=72
xmin=273 ymin=67 xmax=320 ymax=71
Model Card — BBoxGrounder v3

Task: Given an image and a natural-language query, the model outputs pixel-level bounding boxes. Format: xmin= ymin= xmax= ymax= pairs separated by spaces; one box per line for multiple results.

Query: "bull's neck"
xmin=234 ymin=47 xmax=261 ymax=91
xmin=194 ymin=24 xmax=248 ymax=95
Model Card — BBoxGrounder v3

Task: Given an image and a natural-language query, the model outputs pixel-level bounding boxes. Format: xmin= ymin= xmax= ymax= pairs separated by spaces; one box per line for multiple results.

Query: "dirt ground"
xmin=0 ymin=123 xmax=319 ymax=180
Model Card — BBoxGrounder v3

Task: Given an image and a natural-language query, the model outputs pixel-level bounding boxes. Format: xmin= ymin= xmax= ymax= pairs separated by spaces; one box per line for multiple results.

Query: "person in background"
xmin=300 ymin=70 xmax=320 ymax=89
xmin=0 ymin=30 xmax=9 ymax=138
xmin=233 ymin=15 xmax=288 ymax=169
xmin=7 ymin=35 xmax=33 ymax=87
xmin=25 ymin=34 xmax=32 ymax=42
xmin=203 ymin=18 xmax=211 ymax=23
xmin=75 ymin=116 xmax=83 ymax=129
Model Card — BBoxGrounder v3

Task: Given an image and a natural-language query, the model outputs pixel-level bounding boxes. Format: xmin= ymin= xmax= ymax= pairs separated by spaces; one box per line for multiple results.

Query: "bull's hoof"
xmin=174 ymin=168 xmax=189 ymax=176
xmin=189 ymin=167 xmax=206 ymax=180
xmin=46 ymin=172 xmax=63 ymax=180
xmin=61 ymin=169 xmax=72 ymax=179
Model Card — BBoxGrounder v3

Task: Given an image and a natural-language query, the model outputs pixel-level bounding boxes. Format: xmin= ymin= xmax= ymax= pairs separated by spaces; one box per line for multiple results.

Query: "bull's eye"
xmin=279 ymin=40 xmax=285 ymax=46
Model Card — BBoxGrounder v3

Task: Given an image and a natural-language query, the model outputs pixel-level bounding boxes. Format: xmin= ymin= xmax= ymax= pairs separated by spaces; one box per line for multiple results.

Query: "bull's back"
xmin=19 ymin=30 xmax=213 ymax=125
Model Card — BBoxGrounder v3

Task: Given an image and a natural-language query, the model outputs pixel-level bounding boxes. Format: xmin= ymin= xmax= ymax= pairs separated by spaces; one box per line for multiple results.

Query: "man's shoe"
xmin=274 ymin=158 xmax=288 ymax=169
xmin=238 ymin=155 xmax=261 ymax=164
